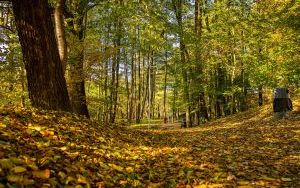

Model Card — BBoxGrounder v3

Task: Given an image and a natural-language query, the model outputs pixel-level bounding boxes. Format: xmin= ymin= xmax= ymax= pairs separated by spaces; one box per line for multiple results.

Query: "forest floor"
xmin=0 ymin=100 xmax=300 ymax=187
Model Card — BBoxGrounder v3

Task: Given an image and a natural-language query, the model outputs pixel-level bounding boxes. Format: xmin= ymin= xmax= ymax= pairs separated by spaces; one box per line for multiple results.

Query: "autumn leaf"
xmin=11 ymin=166 xmax=27 ymax=173
xmin=0 ymin=101 xmax=300 ymax=187
xmin=32 ymin=169 xmax=50 ymax=179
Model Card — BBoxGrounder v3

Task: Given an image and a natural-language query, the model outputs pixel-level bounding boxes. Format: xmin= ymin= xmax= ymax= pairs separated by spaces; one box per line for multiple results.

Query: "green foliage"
xmin=1 ymin=0 xmax=299 ymax=121
xmin=0 ymin=28 xmax=27 ymax=106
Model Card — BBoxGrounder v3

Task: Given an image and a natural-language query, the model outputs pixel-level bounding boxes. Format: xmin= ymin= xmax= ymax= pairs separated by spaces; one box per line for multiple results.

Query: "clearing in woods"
xmin=0 ymin=100 xmax=300 ymax=187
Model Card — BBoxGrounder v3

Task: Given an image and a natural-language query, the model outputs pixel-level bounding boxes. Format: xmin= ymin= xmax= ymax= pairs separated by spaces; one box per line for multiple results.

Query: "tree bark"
xmin=194 ymin=0 xmax=208 ymax=122
xmin=163 ymin=51 xmax=168 ymax=123
xmin=54 ymin=0 xmax=67 ymax=73
xmin=258 ymin=85 xmax=263 ymax=106
xmin=136 ymin=27 xmax=141 ymax=123
xmin=12 ymin=0 xmax=71 ymax=112
xmin=172 ymin=0 xmax=191 ymax=127
xmin=128 ymin=48 xmax=135 ymax=123
xmin=66 ymin=2 xmax=90 ymax=118
xmin=69 ymin=44 xmax=89 ymax=118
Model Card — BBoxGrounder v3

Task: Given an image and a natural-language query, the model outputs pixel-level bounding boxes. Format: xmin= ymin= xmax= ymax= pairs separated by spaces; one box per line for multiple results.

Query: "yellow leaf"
xmin=0 ymin=123 xmax=6 ymax=128
xmin=9 ymin=157 xmax=24 ymax=165
xmin=32 ymin=169 xmax=50 ymax=179
xmin=58 ymin=171 xmax=67 ymax=179
xmin=28 ymin=164 xmax=38 ymax=171
xmin=7 ymin=175 xmax=23 ymax=183
xmin=66 ymin=176 xmax=75 ymax=184
xmin=12 ymin=166 xmax=27 ymax=173
xmin=77 ymin=174 xmax=88 ymax=184
xmin=119 ymin=180 xmax=128 ymax=185
xmin=260 ymin=176 xmax=277 ymax=181
xmin=60 ymin=146 xmax=68 ymax=151
xmin=281 ymin=177 xmax=292 ymax=182
xmin=238 ymin=180 xmax=251 ymax=185
xmin=126 ymin=167 xmax=134 ymax=173
xmin=0 ymin=159 xmax=14 ymax=169
xmin=23 ymin=178 xmax=35 ymax=185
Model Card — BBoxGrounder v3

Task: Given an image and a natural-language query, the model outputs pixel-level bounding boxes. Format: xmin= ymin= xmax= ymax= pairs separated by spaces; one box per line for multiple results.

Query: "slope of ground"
xmin=0 ymin=100 xmax=299 ymax=187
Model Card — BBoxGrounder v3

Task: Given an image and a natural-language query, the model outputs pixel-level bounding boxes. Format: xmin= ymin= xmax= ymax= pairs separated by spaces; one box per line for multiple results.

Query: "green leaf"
xmin=12 ymin=166 xmax=27 ymax=173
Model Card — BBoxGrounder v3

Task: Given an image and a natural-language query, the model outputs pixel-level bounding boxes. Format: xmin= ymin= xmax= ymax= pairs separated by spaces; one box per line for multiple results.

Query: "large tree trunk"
xmin=12 ymin=0 xmax=71 ymax=112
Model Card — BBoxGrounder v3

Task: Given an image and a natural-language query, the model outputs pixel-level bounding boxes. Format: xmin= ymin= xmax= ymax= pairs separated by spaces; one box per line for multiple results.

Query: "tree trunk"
xmin=54 ymin=0 xmax=67 ymax=73
xmin=163 ymin=51 xmax=168 ymax=123
xmin=66 ymin=2 xmax=90 ymax=118
xmin=110 ymin=36 xmax=121 ymax=123
xmin=125 ymin=49 xmax=130 ymax=122
xmin=216 ymin=65 xmax=225 ymax=118
xmin=69 ymin=45 xmax=89 ymax=118
xmin=194 ymin=0 xmax=208 ymax=122
xmin=12 ymin=0 xmax=71 ymax=112
xmin=258 ymin=85 xmax=263 ymax=106
xmin=172 ymin=0 xmax=191 ymax=127
xmin=136 ymin=27 xmax=141 ymax=123
xmin=128 ymin=48 xmax=135 ymax=123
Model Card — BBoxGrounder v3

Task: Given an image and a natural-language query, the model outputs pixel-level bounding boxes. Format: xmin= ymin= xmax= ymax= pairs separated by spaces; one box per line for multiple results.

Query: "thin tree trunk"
xmin=163 ymin=51 xmax=168 ymax=123
xmin=54 ymin=0 xmax=67 ymax=73
xmin=172 ymin=0 xmax=191 ymax=127
xmin=125 ymin=49 xmax=130 ymax=122
xmin=195 ymin=0 xmax=208 ymax=122
xmin=111 ymin=37 xmax=121 ymax=123
xmin=136 ymin=27 xmax=141 ymax=123
xmin=258 ymin=85 xmax=263 ymax=106
xmin=128 ymin=48 xmax=135 ymax=123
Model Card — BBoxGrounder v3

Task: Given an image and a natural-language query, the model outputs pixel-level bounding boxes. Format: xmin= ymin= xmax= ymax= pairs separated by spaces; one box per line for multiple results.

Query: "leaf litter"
xmin=0 ymin=100 xmax=299 ymax=187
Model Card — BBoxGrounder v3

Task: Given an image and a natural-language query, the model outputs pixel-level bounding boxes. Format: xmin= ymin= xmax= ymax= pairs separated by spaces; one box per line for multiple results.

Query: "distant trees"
xmin=1 ymin=0 xmax=298 ymax=124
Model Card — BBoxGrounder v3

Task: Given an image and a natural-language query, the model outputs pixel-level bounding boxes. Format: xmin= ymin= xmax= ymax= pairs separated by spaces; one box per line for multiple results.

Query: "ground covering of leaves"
xmin=0 ymin=100 xmax=300 ymax=187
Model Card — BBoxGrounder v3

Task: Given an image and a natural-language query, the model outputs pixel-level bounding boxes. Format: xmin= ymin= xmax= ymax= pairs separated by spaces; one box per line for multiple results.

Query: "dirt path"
xmin=125 ymin=101 xmax=300 ymax=187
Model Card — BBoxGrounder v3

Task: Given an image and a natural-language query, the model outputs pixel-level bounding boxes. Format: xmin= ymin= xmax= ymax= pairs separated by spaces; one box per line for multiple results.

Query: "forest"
xmin=0 ymin=0 xmax=300 ymax=187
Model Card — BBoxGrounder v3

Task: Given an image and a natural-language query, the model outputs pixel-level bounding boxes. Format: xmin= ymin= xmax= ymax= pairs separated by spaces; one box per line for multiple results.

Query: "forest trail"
xmin=0 ymin=100 xmax=300 ymax=187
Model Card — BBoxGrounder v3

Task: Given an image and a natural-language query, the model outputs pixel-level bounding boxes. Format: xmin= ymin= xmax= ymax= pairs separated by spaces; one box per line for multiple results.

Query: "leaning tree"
xmin=11 ymin=0 xmax=72 ymax=111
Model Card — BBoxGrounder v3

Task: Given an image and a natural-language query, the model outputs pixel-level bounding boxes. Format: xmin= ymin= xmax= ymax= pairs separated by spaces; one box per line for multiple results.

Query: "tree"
xmin=11 ymin=0 xmax=71 ymax=111
xmin=64 ymin=0 xmax=90 ymax=118
xmin=171 ymin=0 xmax=192 ymax=127
xmin=53 ymin=0 xmax=68 ymax=73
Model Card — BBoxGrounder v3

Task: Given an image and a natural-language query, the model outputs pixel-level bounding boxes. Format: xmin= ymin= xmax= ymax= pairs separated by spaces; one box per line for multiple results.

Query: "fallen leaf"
xmin=0 ymin=159 xmax=14 ymax=169
xmin=281 ymin=177 xmax=292 ymax=182
xmin=77 ymin=174 xmax=89 ymax=184
xmin=7 ymin=174 xmax=23 ymax=183
xmin=12 ymin=166 xmax=27 ymax=173
xmin=32 ymin=169 xmax=50 ymax=179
